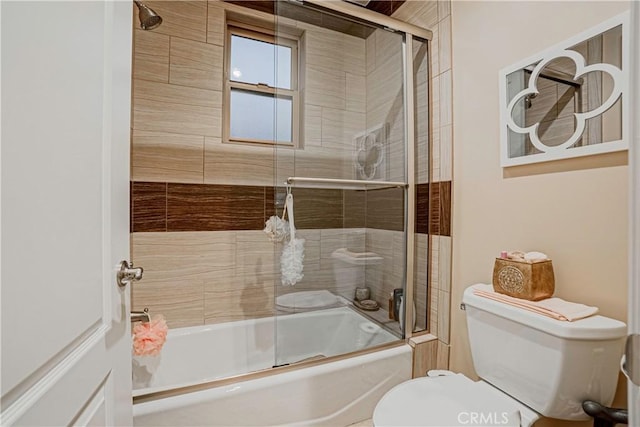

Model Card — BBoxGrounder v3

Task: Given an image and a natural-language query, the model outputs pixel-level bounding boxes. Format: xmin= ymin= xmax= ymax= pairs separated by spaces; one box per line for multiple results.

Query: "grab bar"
xmin=131 ymin=308 xmax=151 ymax=323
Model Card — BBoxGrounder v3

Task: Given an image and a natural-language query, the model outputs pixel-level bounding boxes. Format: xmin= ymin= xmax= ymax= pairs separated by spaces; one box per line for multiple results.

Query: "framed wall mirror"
xmin=499 ymin=13 xmax=630 ymax=167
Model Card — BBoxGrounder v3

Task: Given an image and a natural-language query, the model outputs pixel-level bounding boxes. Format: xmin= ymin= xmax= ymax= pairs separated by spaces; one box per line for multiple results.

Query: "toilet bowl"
xmin=373 ymin=372 xmax=539 ymax=427
xmin=373 ymin=284 xmax=627 ymax=426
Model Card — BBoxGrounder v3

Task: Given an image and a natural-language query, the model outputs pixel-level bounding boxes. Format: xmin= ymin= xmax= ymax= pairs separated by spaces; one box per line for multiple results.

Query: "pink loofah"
xmin=132 ymin=315 xmax=168 ymax=356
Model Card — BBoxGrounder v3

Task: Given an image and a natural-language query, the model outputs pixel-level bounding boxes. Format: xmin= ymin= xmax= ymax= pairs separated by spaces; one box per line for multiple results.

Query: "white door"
xmin=629 ymin=1 xmax=640 ymax=426
xmin=1 ymin=1 xmax=133 ymax=425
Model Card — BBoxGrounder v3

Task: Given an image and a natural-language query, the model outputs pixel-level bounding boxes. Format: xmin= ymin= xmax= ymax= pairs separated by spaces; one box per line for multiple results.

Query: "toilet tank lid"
xmin=462 ymin=285 xmax=626 ymax=340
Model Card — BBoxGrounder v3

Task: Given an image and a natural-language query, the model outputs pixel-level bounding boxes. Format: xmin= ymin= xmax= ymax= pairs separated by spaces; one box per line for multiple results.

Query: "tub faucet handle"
xmin=117 ymin=260 xmax=144 ymax=287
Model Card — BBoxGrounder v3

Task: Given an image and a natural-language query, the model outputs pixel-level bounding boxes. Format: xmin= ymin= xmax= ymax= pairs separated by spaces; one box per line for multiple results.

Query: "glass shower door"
xmin=272 ymin=1 xmax=408 ymax=367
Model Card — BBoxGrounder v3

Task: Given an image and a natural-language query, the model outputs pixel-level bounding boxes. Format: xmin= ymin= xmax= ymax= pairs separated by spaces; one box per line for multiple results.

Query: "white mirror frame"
xmin=499 ymin=12 xmax=630 ymax=167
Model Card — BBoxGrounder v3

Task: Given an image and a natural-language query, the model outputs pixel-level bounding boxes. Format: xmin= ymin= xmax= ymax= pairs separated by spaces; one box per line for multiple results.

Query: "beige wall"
xmin=451 ymin=1 xmax=629 ymax=424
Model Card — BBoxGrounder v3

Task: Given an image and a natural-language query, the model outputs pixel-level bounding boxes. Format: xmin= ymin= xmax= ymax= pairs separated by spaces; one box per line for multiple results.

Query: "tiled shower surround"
xmin=131 ymin=182 xmax=440 ymax=329
xmin=130 ymin=0 xmax=452 ymax=340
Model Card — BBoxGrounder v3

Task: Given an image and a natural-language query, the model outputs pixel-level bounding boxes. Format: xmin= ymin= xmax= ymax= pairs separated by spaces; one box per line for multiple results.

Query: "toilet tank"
xmin=462 ymin=285 xmax=626 ymax=421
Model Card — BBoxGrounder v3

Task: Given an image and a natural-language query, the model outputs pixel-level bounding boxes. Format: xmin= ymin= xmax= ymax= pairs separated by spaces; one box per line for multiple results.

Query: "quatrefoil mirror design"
xmin=499 ymin=13 xmax=629 ymax=167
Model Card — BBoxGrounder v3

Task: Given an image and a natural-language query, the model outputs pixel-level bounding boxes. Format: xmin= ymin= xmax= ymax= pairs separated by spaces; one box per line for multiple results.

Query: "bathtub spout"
xmin=131 ymin=308 xmax=151 ymax=323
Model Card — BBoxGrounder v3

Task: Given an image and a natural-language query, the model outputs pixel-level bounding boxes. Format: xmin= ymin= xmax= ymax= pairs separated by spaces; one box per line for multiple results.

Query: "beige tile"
xmin=525 ymin=82 xmax=558 ymax=127
xmin=393 ymin=1 xmax=438 ymax=30
xmin=430 ymin=235 xmax=440 ymax=289
xmin=235 ymin=231 xmax=278 ymax=276
xmin=369 ymin=59 xmax=403 ymax=110
xmin=346 ymin=73 xmax=366 ymax=113
xmin=414 ymin=234 xmax=429 ymax=331
xmin=416 ymin=79 xmax=430 ymax=184
xmin=438 ymin=15 xmax=451 ymax=72
xmin=273 ymin=147 xmax=297 ymax=186
xmin=431 ymin=75 xmax=441 ymax=133
xmin=557 ymin=85 xmax=577 ymax=118
xmin=538 ymin=115 xmax=575 ymax=147
xmin=134 ymin=78 xmax=221 ymax=108
xmin=133 ymin=30 xmax=170 ymax=83
xmin=303 ymin=104 xmax=322 ymax=148
xmin=132 ymin=130 xmax=204 ymax=183
xmin=131 ymin=231 xmax=236 ymax=282
xmin=143 ymin=1 xmax=207 ymax=42
xmin=366 ymin=32 xmax=376 ymax=71
xmin=133 ymin=80 xmax=222 ymax=137
xmin=204 ymin=137 xmax=289 ymax=186
xmin=293 ymin=148 xmax=350 ymax=180
xmin=430 ymin=23 xmax=440 ymax=78
xmin=305 ymin=64 xmax=346 ymax=110
xmin=132 ymin=277 xmax=204 ymax=328
xmin=439 ymin=69 xmax=452 ymax=127
xmin=437 ymin=290 xmax=450 ymax=344
xmin=321 ymin=108 xmax=365 ymax=151
xmin=437 ymin=340 xmax=450 ymax=370
xmin=440 ymin=124 xmax=452 ymax=182
xmin=412 ymin=339 xmax=438 ymax=378
xmin=206 ymin=1 xmax=225 ymax=46
xmin=295 ymin=230 xmax=321 ymax=269
xmin=204 ymin=275 xmax=274 ymax=324
xmin=170 ymin=37 xmax=223 ymax=91
xmin=305 ymin=28 xmax=365 ymax=76
xmin=431 ymin=124 xmax=441 ymax=183
xmin=392 ymin=232 xmax=405 ymax=278
xmin=437 ymin=0 xmax=451 ymax=20
xmin=375 ymin=25 xmax=402 ymax=66
xmin=438 ymin=236 xmax=452 ymax=293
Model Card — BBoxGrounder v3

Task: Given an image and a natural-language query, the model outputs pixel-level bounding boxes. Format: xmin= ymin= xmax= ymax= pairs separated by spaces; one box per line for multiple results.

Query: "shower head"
xmin=134 ymin=1 xmax=162 ymax=31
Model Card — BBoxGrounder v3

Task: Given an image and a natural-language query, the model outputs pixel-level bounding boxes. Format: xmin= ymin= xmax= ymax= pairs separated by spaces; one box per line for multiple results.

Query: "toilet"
xmin=373 ymin=285 xmax=627 ymax=426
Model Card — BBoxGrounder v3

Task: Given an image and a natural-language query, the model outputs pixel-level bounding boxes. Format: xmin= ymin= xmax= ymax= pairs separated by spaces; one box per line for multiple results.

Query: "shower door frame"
xmin=273 ymin=0 xmax=432 ymax=343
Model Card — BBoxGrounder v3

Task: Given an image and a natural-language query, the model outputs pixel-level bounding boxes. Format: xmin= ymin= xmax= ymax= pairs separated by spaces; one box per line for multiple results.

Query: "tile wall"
xmin=130 ymin=1 xmax=443 ymax=337
xmin=393 ymin=0 xmax=453 ymax=368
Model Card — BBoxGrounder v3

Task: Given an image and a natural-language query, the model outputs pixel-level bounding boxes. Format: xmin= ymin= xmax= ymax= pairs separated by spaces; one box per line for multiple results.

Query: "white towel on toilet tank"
xmin=281 ymin=193 xmax=305 ymax=286
xmin=472 ymin=284 xmax=598 ymax=321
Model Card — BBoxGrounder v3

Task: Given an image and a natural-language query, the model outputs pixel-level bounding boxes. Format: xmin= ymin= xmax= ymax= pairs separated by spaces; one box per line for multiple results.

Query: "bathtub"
xmin=133 ymin=307 xmax=411 ymax=426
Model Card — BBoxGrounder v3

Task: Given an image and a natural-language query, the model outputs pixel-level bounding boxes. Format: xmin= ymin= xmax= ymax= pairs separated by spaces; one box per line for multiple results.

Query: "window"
xmin=224 ymin=24 xmax=299 ymax=146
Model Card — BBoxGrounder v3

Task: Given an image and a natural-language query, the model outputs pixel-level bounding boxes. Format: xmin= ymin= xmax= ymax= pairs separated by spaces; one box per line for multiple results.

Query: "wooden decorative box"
xmin=492 ymin=258 xmax=555 ymax=301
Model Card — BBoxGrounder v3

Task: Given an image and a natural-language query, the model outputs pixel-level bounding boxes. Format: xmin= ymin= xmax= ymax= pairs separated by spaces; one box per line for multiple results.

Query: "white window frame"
xmin=223 ymin=23 xmax=300 ymax=147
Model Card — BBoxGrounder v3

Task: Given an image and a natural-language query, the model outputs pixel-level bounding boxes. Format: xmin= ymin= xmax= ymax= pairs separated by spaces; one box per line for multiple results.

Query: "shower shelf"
xmin=286 ymin=177 xmax=408 ymax=190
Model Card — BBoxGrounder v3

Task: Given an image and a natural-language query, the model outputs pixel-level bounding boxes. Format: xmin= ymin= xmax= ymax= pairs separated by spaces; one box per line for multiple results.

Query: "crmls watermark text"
xmin=457 ymin=411 xmax=511 ymax=425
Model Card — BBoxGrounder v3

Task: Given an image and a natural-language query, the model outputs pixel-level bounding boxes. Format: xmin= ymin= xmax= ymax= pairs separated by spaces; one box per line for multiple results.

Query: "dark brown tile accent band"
xmin=366 ymin=187 xmax=404 ymax=231
xmin=416 ymin=183 xmax=429 ymax=234
xmin=343 ymin=190 xmax=366 ymax=228
xmin=273 ymin=187 xmax=344 ymax=229
xmin=167 ymin=183 xmax=265 ymax=232
xmin=131 ymin=182 xmax=167 ymax=232
xmin=343 ymin=188 xmax=404 ymax=231
xmin=291 ymin=188 xmax=344 ymax=229
xmin=428 ymin=181 xmax=451 ymax=237
xmin=131 ymin=182 xmax=411 ymax=233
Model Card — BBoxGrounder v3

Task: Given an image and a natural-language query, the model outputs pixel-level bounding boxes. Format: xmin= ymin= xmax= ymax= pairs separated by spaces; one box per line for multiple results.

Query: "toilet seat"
xmin=373 ymin=372 xmax=540 ymax=427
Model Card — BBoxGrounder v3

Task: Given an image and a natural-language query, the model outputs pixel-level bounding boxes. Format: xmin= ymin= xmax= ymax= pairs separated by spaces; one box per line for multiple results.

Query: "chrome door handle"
xmin=117 ymin=260 xmax=143 ymax=288
xmin=621 ymin=333 xmax=640 ymax=387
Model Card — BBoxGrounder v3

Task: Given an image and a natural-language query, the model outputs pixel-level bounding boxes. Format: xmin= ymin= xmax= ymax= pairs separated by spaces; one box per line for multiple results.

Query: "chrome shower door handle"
xmin=117 ymin=260 xmax=144 ymax=288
